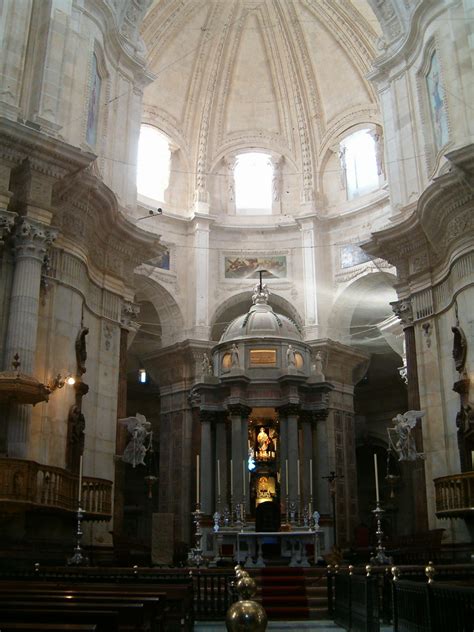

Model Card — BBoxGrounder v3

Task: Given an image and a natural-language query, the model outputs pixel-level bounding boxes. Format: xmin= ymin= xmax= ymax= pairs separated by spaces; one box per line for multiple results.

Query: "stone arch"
xmin=134 ymin=271 xmax=185 ymax=348
xmin=329 ymin=270 xmax=400 ymax=353
xmin=210 ymin=291 xmax=304 ymax=342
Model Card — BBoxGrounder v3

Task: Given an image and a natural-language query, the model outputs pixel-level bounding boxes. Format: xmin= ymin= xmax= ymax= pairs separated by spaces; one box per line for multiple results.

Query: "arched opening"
xmin=136 ymin=125 xmax=171 ymax=204
xmin=234 ymin=152 xmax=273 ymax=215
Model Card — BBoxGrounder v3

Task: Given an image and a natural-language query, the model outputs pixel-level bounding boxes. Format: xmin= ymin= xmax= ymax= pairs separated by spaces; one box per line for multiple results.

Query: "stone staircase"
xmin=249 ymin=566 xmax=328 ymax=620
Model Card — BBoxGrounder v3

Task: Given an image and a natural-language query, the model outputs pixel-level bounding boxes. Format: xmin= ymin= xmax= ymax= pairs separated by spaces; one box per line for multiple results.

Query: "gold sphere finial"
xmin=425 ymin=561 xmax=435 ymax=584
xmin=236 ymin=575 xmax=257 ymax=600
xmin=365 ymin=564 xmax=372 ymax=577
xmin=226 ymin=599 xmax=268 ymax=631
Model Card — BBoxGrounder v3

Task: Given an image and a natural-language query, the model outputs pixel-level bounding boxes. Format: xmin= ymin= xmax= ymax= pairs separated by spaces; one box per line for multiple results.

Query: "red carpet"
xmin=260 ymin=567 xmax=310 ymax=620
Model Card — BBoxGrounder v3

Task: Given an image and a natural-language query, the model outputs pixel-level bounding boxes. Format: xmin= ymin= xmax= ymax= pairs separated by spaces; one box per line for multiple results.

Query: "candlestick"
xmin=374 ymin=453 xmax=380 ymax=503
xmin=196 ymin=454 xmax=200 ymax=504
xmin=230 ymin=459 xmax=233 ymax=495
xmin=297 ymin=459 xmax=300 ymax=496
xmin=217 ymin=459 xmax=221 ymax=497
xmin=285 ymin=459 xmax=289 ymax=494
xmin=78 ymin=455 xmax=83 ymax=504
xmin=310 ymin=459 xmax=313 ymax=496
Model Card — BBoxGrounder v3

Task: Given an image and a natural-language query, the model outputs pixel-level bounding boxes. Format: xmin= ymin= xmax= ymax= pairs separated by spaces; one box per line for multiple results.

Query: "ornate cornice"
xmin=53 ymin=169 xmax=163 ymax=281
xmin=0 ymin=118 xmax=95 ymax=179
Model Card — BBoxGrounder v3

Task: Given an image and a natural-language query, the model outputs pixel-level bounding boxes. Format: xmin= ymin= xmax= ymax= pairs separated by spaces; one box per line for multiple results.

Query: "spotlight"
xmin=137 ymin=208 xmax=163 ymax=221
xmin=48 ymin=373 xmax=76 ymax=391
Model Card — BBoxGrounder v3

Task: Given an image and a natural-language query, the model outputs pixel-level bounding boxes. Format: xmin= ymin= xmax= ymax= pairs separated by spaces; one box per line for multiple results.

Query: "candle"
xmin=78 ymin=454 xmax=83 ymax=505
xmin=297 ymin=459 xmax=300 ymax=496
xmin=243 ymin=460 xmax=246 ymax=496
xmin=196 ymin=454 xmax=200 ymax=504
xmin=230 ymin=459 xmax=233 ymax=495
xmin=310 ymin=459 xmax=313 ymax=496
xmin=285 ymin=459 xmax=289 ymax=494
xmin=374 ymin=453 xmax=380 ymax=503
xmin=217 ymin=460 xmax=221 ymax=496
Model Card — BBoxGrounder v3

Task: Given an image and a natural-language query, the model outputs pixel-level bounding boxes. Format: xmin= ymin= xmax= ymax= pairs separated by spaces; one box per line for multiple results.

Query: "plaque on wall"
xmin=250 ymin=349 xmax=277 ymax=366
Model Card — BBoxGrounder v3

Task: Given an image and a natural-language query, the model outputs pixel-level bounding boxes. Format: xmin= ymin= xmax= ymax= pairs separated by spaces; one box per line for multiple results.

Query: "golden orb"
xmin=226 ymin=599 xmax=268 ymax=631
xmin=236 ymin=575 xmax=257 ymax=600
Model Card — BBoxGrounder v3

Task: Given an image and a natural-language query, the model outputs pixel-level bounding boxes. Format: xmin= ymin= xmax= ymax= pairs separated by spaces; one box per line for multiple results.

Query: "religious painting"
xmin=147 ymin=247 xmax=170 ymax=270
xmin=426 ymin=51 xmax=449 ymax=151
xmin=253 ymin=424 xmax=277 ymax=462
xmin=340 ymin=244 xmax=371 ymax=269
xmin=86 ymin=53 xmax=101 ymax=147
xmin=224 ymin=255 xmax=287 ymax=279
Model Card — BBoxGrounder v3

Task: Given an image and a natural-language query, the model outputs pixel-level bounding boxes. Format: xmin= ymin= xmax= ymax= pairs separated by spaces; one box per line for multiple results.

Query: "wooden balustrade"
xmin=0 ymin=458 xmax=112 ymax=520
xmin=434 ymin=471 xmax=474 ymax=518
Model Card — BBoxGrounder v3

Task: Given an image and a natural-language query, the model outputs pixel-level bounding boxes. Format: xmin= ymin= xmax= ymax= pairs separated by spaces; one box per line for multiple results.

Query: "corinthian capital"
xmin=390 ymin=298 xmax=413 ymax=326
xmin=0 ymin=209 xmax=17 ymax=247
xmin=12 ymin=217 xmax=57 ymax=261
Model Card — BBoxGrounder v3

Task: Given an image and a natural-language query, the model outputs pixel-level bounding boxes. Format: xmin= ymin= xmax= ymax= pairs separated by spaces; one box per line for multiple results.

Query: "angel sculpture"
xmin=119 ymin=413 xmax=152 ymax=467
xmin=388 ymin=410 xmax=425 ymax=461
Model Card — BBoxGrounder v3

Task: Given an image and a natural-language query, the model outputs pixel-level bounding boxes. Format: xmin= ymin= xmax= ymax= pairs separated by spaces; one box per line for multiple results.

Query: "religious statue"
xmin=201 ymin=353 xmax=212 ymax=376
xmin=252 ymin=281 xmax=269 ymax=304
xmin=75 ymin=327 xmax=89 ymax=376
xmin=119 ymin=413 xmax=152 ymax=467
xmin=257 ymin=427 xmax=270 ymax=453
xmin=312 ymin=351 xmax=325 ymax=378
xmin=231 ymin=343 xmax=239 ymax=368
xmin=388 ymin=410 xmax=425 ymax=461
xmin=286 ymin=344 xmax=296 ymax=367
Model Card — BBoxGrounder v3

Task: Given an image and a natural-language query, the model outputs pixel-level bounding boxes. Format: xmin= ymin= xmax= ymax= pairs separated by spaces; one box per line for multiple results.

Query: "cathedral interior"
xmin=0 ymin=0 xmax=473 ymax=573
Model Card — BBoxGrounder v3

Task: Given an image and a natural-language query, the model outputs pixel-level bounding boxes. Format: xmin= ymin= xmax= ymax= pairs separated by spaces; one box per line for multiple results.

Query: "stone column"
xmin=297 ymin=216 xmax=319 ymax=339
xmin=191 ymin=217 xmax=212 ymax=339
xmin=5 ymin=217 xmax=56 ymax=457
xmin=280 ymin=405 xmax=300 ymax=509
xmin=300 ymin=412 xmax=313 ymax=506
xmin=279 ymin=411 xmax=289 ymax=507
xmin=228 ymin=405 xmax=251 ymax=505
xmin=200 ymin=410 xmax=213 ymax=515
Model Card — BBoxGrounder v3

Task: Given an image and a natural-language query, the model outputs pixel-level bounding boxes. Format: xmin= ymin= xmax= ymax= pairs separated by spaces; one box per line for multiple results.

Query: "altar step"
xmin=250 ymin=567 xmax=329 ymax=620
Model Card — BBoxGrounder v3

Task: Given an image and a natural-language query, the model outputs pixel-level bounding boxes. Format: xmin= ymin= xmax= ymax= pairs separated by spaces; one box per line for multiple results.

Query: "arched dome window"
xmin=137 ymin=125 xmax=171 ymax=203
xmin=234 ymin=152 xmax=273 ymax=215
xmin=340 ymin=129 xmax=379 ymax=200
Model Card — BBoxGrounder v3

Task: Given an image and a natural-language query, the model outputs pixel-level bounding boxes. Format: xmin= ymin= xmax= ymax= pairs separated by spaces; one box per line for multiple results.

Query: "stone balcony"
xmin=0 ymin=457 xmax=112 ymax=521
xmin=434 ymin=471 xmax=474 ymax=519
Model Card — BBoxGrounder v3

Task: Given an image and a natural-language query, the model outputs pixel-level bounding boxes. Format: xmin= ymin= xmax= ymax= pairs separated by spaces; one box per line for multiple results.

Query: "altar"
xmin=211 ymin=528 xmax=323 ymax=568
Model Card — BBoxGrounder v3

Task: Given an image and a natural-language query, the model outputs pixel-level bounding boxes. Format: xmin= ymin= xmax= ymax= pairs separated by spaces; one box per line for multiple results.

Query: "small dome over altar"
xmin=219 ymin=283 xmax=302 ymax=343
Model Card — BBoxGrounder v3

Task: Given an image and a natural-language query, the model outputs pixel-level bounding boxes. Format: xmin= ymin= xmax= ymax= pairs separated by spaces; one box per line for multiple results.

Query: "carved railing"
xmin=0 ymin=458 xmax=112 ymax=520
xmin=434 ymin=471 xmax=474 ymax=518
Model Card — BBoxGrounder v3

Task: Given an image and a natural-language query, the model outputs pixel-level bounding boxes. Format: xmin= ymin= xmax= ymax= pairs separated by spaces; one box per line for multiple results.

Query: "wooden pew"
xmin=0 ymin=625 xmax=97 ymax=632
xmin=0 ymin=588 xmax=165 ymax=632
xmin=0 ymin=575 xmax=194 ymax=632
xmin=0 ymin=586 xmax=165 ymax=632
xmin=0 ymin=608 xmax=118 ymax=632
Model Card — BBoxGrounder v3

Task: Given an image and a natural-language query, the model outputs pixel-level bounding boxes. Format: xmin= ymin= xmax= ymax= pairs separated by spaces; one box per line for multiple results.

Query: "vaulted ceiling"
xmin=140 ymin=0 xmax=397 ymax=198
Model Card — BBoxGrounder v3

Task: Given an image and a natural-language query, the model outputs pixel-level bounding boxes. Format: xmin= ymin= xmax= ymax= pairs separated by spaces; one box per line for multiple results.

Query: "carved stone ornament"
xmin=390 ymin=298 xmax=413 ymax=326
xmin=121 ymin=300 xmax=140 ymax=329
xmin=75 ymin=327 xmax=89 ymax=377
xmin=452 ymin=326 xmax=467 ymax=373
xmin=0 ymin=209 xmax=16 ymax=246
xmin=12 ymin=217 xmax=57 ymax=261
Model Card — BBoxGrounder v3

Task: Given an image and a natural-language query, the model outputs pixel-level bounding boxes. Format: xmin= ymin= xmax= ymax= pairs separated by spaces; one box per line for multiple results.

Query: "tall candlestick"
xmin=78 ymin=455 xmax=83 ymax=505
xmin=217 ymin=459 xmax=221 ymax=496
xmin=196 ymin=454 xmax=200 ymax=504
xmin=285 ymin=459 xmax=289 ymax=494
xmin=230 ymin=459 xmax=233 ymax=495
xmin=297 ymin=459 xmax=300 ymax=496
xmin=374 ymin=453 xmax=380 ymax=503
xmin=309 ymin=459 xmax=313 ymax=496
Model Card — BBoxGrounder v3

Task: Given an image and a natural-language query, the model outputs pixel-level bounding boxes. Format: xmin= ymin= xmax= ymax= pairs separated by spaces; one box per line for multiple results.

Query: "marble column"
xmin=298 ymin=216 xmax=319 ymax=339
xmin=229 ymin=405 xmax=251 ymax=505
xmin=279 ymin=411 xmax=289 ymax=507
xmin=5 ymin=217 xmax=56 ymax=457
xmin=216 ymin=417 xmax=227 ymax=507
xmin=200 ymin=410 xmax=213 ymax=515
xmin=192 ymin=217 xmax=211 ymax=339
xmin=301 ymin=412 xmax=313 ymax=505
xmin=280 ymin=405 xmax=300 ymax=509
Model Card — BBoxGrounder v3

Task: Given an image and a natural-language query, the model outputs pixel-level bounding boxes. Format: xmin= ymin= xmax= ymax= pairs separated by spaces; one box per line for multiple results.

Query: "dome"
xmin=220 ymin=286 xmax=302 ymax=343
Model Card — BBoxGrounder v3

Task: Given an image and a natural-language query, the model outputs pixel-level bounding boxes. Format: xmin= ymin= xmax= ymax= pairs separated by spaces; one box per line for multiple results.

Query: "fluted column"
xmin=5 ymin=217 xmax=56 ymax=457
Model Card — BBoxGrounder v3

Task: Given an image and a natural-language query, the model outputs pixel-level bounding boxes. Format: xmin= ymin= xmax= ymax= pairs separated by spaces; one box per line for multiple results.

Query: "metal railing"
xmin=0 ymin=457 xmax=112 ymax=519
xmin=193 ymin=569 xmax=235 ymax=620
xmin=332 ymin=566 xmax=379 ymax=632
xmin=434 ymin=471 xmax=474 ymax=518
